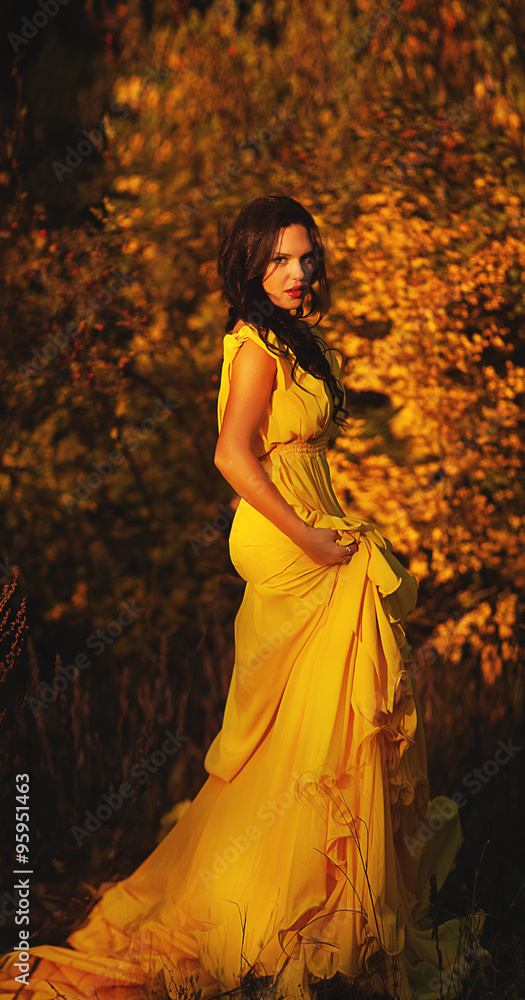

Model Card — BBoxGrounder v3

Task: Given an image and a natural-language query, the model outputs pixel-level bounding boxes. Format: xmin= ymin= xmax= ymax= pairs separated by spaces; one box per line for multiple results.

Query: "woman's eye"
xmin=273 ymin=256 xmax=315 ymax=266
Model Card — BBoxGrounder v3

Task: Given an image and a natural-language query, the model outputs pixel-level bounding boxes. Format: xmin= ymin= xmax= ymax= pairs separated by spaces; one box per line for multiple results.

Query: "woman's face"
xmin=261 ymin=224 xmax=316 ymax=313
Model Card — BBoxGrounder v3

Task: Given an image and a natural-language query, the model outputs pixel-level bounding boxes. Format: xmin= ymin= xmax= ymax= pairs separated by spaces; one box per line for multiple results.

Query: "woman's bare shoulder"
xmin=232 ymin=318 xmax=259 ymax=335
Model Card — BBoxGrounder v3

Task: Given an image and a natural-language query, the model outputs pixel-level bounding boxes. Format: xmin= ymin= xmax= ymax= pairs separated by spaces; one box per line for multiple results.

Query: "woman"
xmin=0 ymin=196 xmax=486 ymax=1000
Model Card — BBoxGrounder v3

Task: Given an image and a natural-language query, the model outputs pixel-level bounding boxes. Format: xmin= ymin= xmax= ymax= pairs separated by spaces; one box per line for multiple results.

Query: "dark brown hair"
xmin=217 ymin=194 xmax=348 ymax=428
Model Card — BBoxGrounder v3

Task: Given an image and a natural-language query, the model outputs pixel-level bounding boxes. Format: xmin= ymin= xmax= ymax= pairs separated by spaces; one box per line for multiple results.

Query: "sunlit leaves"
xmin=1 ymin=0 xmax=524 ymax=768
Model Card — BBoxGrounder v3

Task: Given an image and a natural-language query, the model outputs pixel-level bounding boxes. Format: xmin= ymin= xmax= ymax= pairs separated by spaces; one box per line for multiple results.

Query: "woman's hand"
xmin=300 ymin=524 xmax=359 ymax=566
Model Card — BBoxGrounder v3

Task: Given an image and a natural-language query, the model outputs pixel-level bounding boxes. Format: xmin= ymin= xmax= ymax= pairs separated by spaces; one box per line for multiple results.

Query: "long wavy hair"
xmin=217 ymin=195 xmax=349 ymax=429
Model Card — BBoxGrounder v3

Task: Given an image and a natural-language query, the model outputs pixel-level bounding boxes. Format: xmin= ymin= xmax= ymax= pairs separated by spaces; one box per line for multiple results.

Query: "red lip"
xmin=285 ymin=285 xmax=306 ymax=292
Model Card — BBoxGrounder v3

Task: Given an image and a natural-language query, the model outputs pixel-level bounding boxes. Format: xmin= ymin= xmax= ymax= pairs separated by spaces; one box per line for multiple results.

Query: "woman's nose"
xmin=289 ymin=262 xmax=305 ymax=282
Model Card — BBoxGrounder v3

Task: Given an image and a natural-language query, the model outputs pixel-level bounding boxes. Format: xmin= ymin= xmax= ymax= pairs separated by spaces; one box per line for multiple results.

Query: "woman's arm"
xmin=214 ymin=337 xmax=312 ymax=549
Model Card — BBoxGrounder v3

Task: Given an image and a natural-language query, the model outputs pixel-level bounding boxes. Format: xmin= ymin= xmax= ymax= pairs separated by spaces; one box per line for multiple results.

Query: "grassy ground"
xmin=1 ymin=575 xmax=523 ymax=999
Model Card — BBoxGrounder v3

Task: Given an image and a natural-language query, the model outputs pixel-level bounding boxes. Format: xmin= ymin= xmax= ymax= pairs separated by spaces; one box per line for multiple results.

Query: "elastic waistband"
xmin=259 ymin=436 xmax=328 ymax=460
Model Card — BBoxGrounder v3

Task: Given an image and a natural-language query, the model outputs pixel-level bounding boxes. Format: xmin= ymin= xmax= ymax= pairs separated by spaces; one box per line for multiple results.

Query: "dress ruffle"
xmin=0 ymin=340 xmax=492 ymax=1000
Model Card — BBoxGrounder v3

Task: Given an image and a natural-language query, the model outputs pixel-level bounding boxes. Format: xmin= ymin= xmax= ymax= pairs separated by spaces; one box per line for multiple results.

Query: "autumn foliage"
xmin=0 ymin=0 xmax=523 ymax=962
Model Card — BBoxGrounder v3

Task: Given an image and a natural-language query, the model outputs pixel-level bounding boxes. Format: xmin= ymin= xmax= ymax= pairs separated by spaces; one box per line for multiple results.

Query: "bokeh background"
xmin=0 ymin=0 xmax=524 ymax=992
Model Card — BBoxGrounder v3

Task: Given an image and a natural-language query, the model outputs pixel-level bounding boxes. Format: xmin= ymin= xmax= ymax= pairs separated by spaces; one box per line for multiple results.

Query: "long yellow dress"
xmin=1 ymin=322 xmax=487 ymax=1000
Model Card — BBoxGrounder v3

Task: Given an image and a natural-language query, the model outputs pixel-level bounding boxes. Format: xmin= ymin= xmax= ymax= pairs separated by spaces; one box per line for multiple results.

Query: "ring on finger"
xmin=341 ymin=543 xmax=353 ymax=565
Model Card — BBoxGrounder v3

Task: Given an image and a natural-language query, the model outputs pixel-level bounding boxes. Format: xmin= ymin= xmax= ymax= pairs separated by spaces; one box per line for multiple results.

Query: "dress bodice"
xmin=217 ymin=322 xmax=342 ymax=460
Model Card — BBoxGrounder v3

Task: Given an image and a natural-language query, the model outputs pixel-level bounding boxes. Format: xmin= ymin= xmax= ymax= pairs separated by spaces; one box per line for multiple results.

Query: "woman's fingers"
xmin=340 ymin=540 xmax=358 ymax=562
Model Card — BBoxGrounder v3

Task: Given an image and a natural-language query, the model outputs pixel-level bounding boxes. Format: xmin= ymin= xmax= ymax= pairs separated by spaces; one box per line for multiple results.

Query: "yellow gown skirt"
xmin=0 ymin=437 xmax=488 ymax=1000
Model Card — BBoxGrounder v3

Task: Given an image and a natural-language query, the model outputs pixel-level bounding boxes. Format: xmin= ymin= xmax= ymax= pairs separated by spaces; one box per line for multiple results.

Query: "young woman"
xmin=0 ymin=196 xmax=487 ymax=1000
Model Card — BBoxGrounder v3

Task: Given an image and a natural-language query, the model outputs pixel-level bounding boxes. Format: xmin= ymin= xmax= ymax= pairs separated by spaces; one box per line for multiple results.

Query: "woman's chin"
xmin=282 ymin=300 xmax=303 ymax=314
